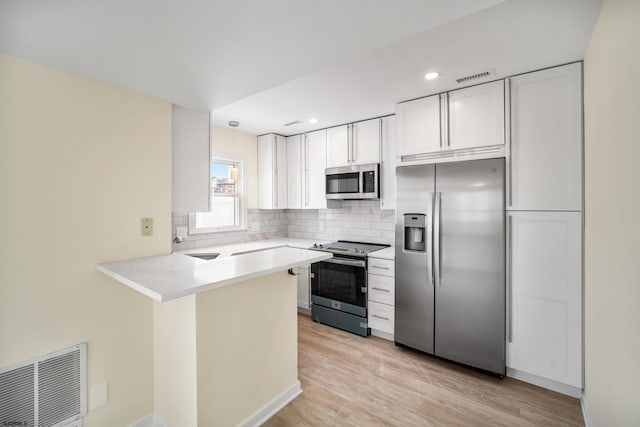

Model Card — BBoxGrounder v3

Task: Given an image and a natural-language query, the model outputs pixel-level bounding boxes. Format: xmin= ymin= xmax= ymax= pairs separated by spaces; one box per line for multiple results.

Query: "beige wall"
xmin=153 ymin=296 xmax=198 ymax=427
xmin=211 ymin=125 xmax=259 ymax=209
xmin=196 ymin=272 xmax=298 ymax=426
xmin=151 ymin=272 xmax=298 ymax=426
xmin=584 ymin=1 xmax=640 ymax=425
xmin=0 ymin=54 xmax=172 ymax=426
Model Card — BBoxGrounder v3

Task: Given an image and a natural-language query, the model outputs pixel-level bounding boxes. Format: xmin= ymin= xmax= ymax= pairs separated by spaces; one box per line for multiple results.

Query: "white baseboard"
xmin=506 ymin=368 xmax=582 ymax=398
xmin=127 ymin=413 xmax=168 ymax=427
xmin=237 ymin=380 xmax=302 ymax=427
xmin=581 ymin=394 xmax=592 ymax=427
xmin=126 ymin=383 xmax=298 ymax=427
xmin=371 ymin=329 xmax=394 ymax=342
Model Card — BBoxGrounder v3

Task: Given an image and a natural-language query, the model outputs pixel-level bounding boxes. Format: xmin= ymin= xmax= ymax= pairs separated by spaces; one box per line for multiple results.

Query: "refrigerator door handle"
xmin=507 ymin=214 xmax=513 ymax=343
xmin=434 ymin=192 xmax=442 ymax=287
xmin=427 ymin=192 xmax=435 ymax=286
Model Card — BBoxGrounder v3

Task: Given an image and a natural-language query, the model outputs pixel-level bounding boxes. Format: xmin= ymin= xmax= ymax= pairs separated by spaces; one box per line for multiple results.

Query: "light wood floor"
xmin=265 ymin=314 xmax=584 ymax=427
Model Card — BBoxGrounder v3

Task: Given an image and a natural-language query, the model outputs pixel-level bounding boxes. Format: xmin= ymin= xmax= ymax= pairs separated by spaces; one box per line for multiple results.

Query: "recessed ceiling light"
xmin=308 ymin=118 xmax=318 ymax=124
xmin=424 ymin=72 xmax=440 ymax=80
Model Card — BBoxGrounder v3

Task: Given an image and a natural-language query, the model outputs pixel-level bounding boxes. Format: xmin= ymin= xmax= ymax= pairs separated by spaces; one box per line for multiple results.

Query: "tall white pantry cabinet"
xmin=505 ymin=62 xmax=583 ymax=395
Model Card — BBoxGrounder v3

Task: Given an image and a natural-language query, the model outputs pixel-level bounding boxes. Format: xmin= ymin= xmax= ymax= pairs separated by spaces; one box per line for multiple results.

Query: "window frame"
xmin=188 ymin=152 xmax=248 ymax=234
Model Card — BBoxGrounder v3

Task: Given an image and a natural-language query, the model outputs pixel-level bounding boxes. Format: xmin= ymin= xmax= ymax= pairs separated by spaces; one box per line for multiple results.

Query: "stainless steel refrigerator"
xmin=395 ymin=158 xmax=505 ymax=375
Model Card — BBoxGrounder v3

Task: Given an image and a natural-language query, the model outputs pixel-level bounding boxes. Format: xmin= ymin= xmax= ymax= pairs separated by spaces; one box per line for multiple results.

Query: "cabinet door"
xmin=368 ymin=273 xmax=395 ymax=305
xmin=508 ymin=63 xmax=582 ymax=211
xmin=368 ymin=301 xmax=394 ymax=335
xmin=352 ymin=118 xmax=380 ymax=165
xmin=326 ymin=125 xmax=350 ymax=168
xmin=447 ymin=80 xmax=505 ymax=150
xmin=305 ymin=129 xmax=327 ymax=209
xmin=297 ymin=266 xmax=310 ymax=309
xmin=257 ymin=134 xmax=274 ymax=209
xmin=506 ymin=211 xmax=582 ymax=388
xmin=380 ymin=116 xmax=396 ymax=210
xmin=286 ymin=135 xmax=303 ymax=209
xmin=172 ymin=105 xmax=210 ymax=213
xmin=275 ymin=135 xmax=288 ymax=209
xmin=396 ymin=94 xmax=441 ymax=157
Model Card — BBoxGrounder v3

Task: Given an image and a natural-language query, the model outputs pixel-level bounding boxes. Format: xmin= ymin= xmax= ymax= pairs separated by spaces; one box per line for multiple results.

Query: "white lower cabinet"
xmin=368 ymin=255 xmax=395 ymax=339
xmin=506 ymin=211 xmax=582 ymax=389
xmin=296 ymin=265 xmax=310 ymax=310
xmin=368 ymin=300 xmax=394 ymax=335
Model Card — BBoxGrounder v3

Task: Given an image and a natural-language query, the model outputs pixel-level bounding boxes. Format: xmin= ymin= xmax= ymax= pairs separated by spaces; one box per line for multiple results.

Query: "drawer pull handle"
xmin=372 ymin=287 xmax=390 ymax=292
xmin=372 ymin=314 xmax=390 ymax=321
xmin=371 ymin=265 xmax=390 ymax=270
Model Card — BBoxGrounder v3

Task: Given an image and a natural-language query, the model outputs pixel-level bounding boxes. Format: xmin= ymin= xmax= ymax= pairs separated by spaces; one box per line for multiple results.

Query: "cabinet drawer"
xmin=368 ymin=301 xmax=394 ymax=334
xmin=368 ymin=274 xmax=394 ymax=305
xmin=368 ymin=257 xmax=394 ymax=277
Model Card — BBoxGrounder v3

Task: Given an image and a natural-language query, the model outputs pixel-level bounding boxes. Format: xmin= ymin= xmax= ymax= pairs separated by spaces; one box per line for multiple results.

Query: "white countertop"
xmin=368 ymin=246 xmax=395 ymax=260
xmin=176 ymin=238 xmax=328 ymax=258
xmin=97 ymin=246 xmax=331 ymax=302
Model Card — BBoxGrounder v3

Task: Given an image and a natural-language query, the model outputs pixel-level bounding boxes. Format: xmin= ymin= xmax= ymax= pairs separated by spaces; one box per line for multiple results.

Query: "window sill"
xmin=188 ymin=226 xmax=249 ymax=235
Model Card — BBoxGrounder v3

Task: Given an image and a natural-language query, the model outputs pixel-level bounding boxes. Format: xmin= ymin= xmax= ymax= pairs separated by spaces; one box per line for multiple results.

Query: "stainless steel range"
xmin=309 ymin=241 xmax=389 ymax=336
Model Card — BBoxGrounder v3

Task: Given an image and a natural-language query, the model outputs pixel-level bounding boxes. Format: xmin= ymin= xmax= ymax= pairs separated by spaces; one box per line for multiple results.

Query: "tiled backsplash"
xmin=287 ymin=201 xmax=395 ymax=245
xmin=172 ymin=201 xmax=395 ymax=251
xmin=172 ymin=209 xmax=288 ymax=251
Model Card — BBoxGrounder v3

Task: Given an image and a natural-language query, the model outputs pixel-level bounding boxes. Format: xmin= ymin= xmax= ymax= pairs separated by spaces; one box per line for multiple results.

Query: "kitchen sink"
xmin=184 ymin=252 xmax=220 ymax=260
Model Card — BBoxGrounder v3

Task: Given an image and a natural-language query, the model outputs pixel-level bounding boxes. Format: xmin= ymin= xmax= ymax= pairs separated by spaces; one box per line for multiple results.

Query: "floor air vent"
xmin=456 ymin=68 xmax=496 ymax=84
xmin=0 ymin=343 xmax=87 ymax=427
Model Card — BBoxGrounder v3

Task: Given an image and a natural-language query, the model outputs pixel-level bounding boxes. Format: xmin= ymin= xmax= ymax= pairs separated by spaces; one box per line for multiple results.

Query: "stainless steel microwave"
xmin=325 ymin=163 xmax=379 ymax=200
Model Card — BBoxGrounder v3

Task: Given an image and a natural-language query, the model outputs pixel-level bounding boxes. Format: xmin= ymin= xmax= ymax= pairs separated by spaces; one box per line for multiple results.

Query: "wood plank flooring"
xmin=265 ymin=314 xmax=584 ymax=427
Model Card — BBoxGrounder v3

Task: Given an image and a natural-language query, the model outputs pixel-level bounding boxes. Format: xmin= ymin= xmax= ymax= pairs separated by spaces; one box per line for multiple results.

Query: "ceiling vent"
xmin=456 ymin=68 xmax=496 ymax=84
xmin=284 ymin=120 xmax=304 ymax=127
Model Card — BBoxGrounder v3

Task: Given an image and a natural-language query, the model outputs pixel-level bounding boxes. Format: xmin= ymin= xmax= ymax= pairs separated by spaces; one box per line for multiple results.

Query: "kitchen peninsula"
xmin=97 ymin=246 xmax=331 ymax=427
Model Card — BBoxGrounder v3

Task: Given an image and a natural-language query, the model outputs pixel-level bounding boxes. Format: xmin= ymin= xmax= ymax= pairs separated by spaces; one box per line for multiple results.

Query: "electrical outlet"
xmin=176 ymin=226 xmax=188 ymax=239
xmin=141 ymin=218 xmax=153 ymax=236
xmin=90 ymin=382 xmax=108 ymax=410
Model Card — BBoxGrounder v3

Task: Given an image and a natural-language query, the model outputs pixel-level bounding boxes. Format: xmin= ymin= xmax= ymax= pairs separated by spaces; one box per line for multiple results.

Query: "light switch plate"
xmin=90 ymin=382 xmax=108 ymax=410
xmin=141 ymin=218 xmax=153 ymax=236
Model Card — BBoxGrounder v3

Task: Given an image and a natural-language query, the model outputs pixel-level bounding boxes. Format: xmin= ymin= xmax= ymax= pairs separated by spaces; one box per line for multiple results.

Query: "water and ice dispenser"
xmin=404 ymin=213 xmax=426 ymax=252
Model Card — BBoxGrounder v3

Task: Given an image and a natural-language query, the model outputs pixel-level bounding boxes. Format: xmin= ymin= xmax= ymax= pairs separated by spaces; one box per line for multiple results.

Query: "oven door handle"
xmin=321 ymin=257 xmax=366 ymax=268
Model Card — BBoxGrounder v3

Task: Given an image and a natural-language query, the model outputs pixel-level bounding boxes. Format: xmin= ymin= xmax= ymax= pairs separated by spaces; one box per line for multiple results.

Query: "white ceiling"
xmin=1 ymin=0 xmax=601 ymax=136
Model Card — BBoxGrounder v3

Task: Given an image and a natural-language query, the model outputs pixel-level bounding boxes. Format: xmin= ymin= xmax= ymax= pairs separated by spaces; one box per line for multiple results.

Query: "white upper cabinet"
xmin=380 ymin=116 xmax=396 ymax=210
xmin=396 ymin=94 xmax=441 ymax=157
xmin=286 ymin=135 xmax=304 ymax=209
xmin=172 ymin=105 xmax=210 ymax=213
xmin=326 ymin=119 xmax=380 ymax=168
xmin=351 ymin=118 xmax=381 ymax=165
xmin=447 ymin=80 xmax=505 ymax=150
xmin=507 ymin=63 xmax=583 ymax=211
xmin=506 ymin=211 xmax=582 ymax=388
xmin=304 ymin=129 xmax=327 ymax=209
xmin=326 ymin=125 xmax=350 ymax=168
xmin=396 ymin=81 xmax=505 ymax=163
xmin=257 ymin=134 xmax=287 ymax=209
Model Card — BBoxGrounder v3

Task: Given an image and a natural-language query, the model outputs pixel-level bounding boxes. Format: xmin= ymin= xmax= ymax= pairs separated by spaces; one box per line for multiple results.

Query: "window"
xmin=189 ymin=153 xmax=247 ymax=233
